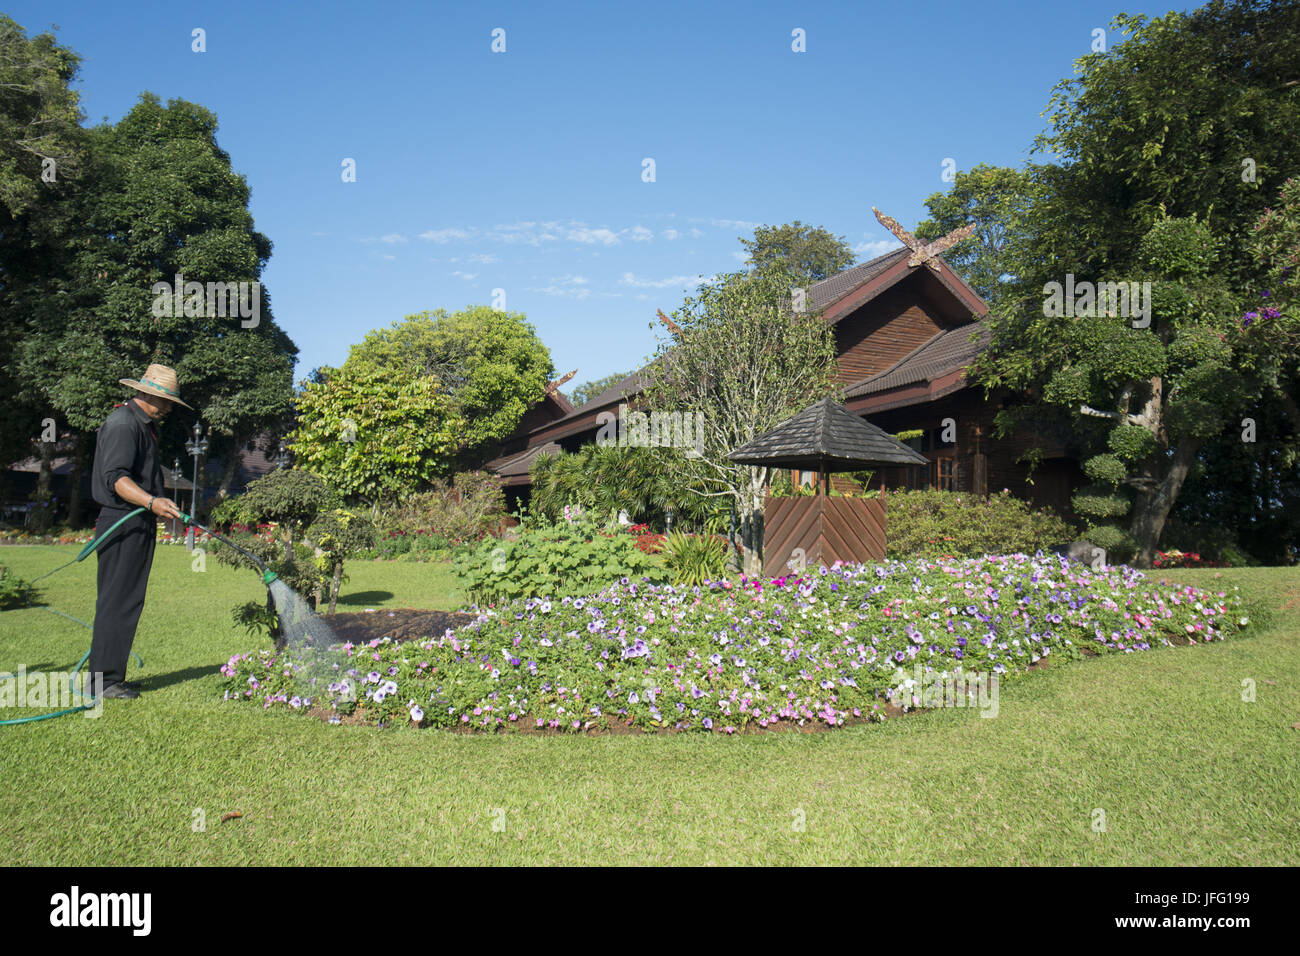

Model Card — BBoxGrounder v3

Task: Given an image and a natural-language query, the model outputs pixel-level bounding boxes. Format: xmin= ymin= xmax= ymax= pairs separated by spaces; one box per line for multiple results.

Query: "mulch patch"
xmin=326 ymin=608 xmax=477 ymax=645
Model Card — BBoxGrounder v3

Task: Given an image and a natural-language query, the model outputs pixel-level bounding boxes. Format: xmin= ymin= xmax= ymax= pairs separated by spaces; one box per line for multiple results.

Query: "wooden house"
xmin=487 ymin=247 xmax=1082 ymax=515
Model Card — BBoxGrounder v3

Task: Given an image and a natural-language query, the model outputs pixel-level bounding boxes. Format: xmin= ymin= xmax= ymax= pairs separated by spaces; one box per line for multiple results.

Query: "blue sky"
xmin=9 ymin=0 xmax=1191 ymax=392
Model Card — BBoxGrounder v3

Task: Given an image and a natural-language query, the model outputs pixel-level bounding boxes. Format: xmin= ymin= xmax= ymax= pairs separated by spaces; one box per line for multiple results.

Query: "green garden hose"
xmin=1 ymin=506 xmax=148 ymax=726
xmin=3 ymin=507 xmax=280 ymax=726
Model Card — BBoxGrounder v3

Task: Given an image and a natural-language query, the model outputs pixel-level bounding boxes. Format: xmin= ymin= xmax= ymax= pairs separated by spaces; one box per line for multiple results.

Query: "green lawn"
xmin=1 ymin=544 xmax=1297 ymax=865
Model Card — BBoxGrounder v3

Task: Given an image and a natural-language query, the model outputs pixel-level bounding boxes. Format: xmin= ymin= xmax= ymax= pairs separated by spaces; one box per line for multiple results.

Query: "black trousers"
xmin=88 ymin=510 xmax=156 ymax=686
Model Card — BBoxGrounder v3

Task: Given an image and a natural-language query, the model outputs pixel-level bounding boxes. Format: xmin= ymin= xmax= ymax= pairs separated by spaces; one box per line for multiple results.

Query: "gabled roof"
xmin=546 ymin=390 xmax=576 ymax=417
xmin=727 ymin=397 xmax=928 ymax=471
xmin=806 ymin=246 xmax=910 ymax=312
xmin=528 ymin=366 xmax=654 ymax=435
xmin=845 ymin=323 xmax=989 ymax=399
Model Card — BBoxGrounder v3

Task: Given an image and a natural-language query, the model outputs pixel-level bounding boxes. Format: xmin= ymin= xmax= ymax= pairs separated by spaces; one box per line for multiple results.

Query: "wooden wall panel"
xmin=833 ymin=283 xmax=945 ymax=385
xmin=763 ymin=496 xmax=887 ymax=575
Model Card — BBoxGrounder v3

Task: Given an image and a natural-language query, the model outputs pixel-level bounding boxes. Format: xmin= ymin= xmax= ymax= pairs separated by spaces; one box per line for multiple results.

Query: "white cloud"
xmin=731 ymin=250 xmax=748 ymax=262
xmin=492 ymin=221 xmax=565 ymax=245
xmin=380 ymin=233 xmax=407 ymax=244
xmin=854 ymin=238 xmax=903 ymax=258
xmin=661 ymin=228 xmax=679 ymax=240
xmin=689 ymin=227 xmax=704 ymax=238
xmin=451 ymin=270 xmax=479 ymax=280
xmin=709 ymin=218 xmax=759 ymax=231
xmin=619 ymin=272 xmax=707 ymax=289
xmin=532 ymin=286 xmax=591 ymax=300
xmin=419 ymin=228 xmax=471 ymax=243
xmin=467 ymin=252 xmax=498 ymax=264
xmin=566 ymin=225 xmax=621 ymax=245
xmin=627 ymin=225 xmax=654 ymax=242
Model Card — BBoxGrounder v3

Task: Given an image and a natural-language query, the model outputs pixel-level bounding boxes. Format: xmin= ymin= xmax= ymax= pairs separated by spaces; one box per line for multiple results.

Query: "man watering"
xmin=88 ymin=364 xmax=189 ymax=699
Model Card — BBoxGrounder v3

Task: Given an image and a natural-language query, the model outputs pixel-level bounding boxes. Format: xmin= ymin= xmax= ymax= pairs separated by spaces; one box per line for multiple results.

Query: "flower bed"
xmin=0 ymin=529 xmax=95 ymax=546
xmin=220 ymin=553 xmax=1249 ymax=734
xmin=1153 ymin=549 xmax=1228 ymax=569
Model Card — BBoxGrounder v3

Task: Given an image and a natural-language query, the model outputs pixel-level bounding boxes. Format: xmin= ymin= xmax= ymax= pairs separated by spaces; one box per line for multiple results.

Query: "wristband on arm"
xmin=147 ymin=496 xmax=156 ymax=514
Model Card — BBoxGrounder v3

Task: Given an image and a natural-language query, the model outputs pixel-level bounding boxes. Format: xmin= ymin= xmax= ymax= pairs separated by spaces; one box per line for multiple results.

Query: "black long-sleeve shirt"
xmin=92 ymin=399 xmax=164 ymax=514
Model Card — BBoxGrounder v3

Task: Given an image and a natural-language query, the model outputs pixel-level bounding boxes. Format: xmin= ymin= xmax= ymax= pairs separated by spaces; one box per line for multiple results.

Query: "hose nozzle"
xmin=262 ymin=569 xmax=278 ymax=585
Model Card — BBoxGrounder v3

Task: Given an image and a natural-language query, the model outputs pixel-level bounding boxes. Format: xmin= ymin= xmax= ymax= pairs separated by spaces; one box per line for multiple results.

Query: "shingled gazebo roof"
xmin=727 ymin=397 xmax=928 ymax=471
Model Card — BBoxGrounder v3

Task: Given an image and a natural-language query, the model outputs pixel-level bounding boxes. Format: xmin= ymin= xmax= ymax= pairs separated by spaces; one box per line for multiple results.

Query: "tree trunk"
xmin=216 ymin=434 xmax=245 ymax=502
xmin=1130 ymin=439 xmax=1202 ymax=568
xmin=737 ymin=470 xmax=766 ymax=577
xmin=32 ymin=439 xmax=54 ymax=533
xmin=65 ymin=432 xmax=88 ymax=529
xmin=329 ymin=562 xmax=343 ymax=615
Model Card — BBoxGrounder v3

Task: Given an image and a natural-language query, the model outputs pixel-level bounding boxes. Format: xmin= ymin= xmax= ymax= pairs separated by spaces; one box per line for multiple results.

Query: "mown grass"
xmin=0 ymin=545 xmax=1296 ymax=865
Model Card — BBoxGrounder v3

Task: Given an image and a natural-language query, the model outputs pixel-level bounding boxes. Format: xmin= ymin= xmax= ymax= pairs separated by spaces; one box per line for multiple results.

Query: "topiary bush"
xmin=454 ymin=515 xmax=667 ymax=605
xmin=884 ymin=489 xmax=1075 ymax=559
xmin=212 ymin=468 xmax=338 ymax=563
xmin=1081 ymin=523 xmax=1137 ymax=564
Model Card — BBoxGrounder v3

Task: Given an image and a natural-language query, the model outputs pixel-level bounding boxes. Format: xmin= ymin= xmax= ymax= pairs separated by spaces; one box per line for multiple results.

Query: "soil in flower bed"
xmin=327 ymin=608 xmax=476 ymax=645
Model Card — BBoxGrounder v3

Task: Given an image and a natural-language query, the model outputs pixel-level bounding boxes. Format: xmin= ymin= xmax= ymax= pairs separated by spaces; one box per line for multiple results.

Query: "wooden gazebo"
xmin=728 ymin=397 xmax=927 ymax=575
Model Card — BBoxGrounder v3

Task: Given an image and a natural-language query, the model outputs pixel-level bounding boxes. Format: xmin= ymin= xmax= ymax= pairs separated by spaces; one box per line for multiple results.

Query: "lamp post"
xmin=173 ymin=458 xmax=183 ymax=540
xmin=275 ymin=440 xmax=289 ymax=470
xmin=184 ymin=424 xmax=208 ymax=547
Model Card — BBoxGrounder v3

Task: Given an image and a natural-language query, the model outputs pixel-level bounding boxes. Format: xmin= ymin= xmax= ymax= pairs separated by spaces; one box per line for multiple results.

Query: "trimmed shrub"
xmin=885 ymin=489 xmax=1075 ymax=559
xmin=1082 ymin=524 xmax=1137 ymax=563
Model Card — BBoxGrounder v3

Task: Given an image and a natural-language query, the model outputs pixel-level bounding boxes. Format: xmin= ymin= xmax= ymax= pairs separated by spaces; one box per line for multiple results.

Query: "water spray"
xmin=2 ymin=507 xmax=332 ymax=727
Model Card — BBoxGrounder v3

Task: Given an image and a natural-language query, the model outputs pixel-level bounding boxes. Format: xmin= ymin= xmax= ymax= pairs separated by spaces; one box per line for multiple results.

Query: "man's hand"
xmin=150 ymin=497 xmax=183 ymax=520
xmin=113 ymin=476 xmax=184 ymax=520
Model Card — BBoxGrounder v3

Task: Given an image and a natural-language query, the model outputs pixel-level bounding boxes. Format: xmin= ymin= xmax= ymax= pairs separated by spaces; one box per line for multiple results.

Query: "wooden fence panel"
xmin=762 ymin=495 xmax=887 ymax=576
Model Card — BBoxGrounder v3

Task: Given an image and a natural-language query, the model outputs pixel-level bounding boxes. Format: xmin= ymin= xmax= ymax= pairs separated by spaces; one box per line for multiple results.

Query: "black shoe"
xmin=123 ymin=680 xmax=142 ymax=691
xmin=100 ymin=682 xmax=140 ymax=699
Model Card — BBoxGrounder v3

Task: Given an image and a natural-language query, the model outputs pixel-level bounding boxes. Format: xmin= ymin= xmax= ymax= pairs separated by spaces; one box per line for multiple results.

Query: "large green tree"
xmin=740 ymin=221 xmax=855 ymax=283
xmin=0 ymin=16 xmax=85 ymax=220
xmin=343 ymin=306 xmax=552 ymax=464
xmin=643 ymin=267 xmax=840 ymax=575
xmin=7 ymin=92 xmax=297 ymax=521
xmin=289 ymin=364 xmax=463 ymax=507
xmin=976 ymin=0 xmax=1300 ymax=567
xmin=916 ymin=163 xmax=1040 ymax=306
xmin=0 ymin=16 xmax=88 ymax=471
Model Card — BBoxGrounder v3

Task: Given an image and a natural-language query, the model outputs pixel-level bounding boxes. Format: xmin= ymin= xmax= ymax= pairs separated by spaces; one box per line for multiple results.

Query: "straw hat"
xmin=119 ymin=363 xmax=193 ymax=410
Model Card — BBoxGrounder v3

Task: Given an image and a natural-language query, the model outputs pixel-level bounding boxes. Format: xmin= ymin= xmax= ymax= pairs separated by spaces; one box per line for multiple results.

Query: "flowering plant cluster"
xmin=0 ymin=529 xmax=95 ymax=545
xmin=220 ymin=651 xmax=317 ymax=711
xmin=626 ymin=524 xmax=666 ymax=554
xmin=221 ymin=552 xmax=1248 ymax=734
xmin=157 ymin=526 xmax=214 ymax=546
xmin=1153 ymin=549 xmax=1227 ymax=569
